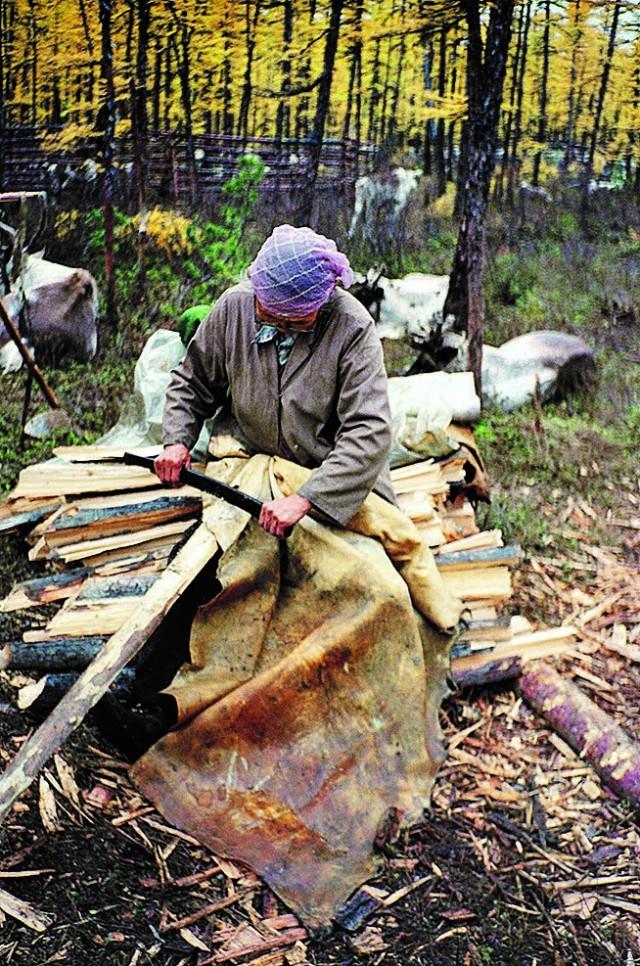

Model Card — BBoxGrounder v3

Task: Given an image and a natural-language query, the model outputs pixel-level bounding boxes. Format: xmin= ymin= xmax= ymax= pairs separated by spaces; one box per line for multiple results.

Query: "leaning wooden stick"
xmin=0 ymin=295 xmax=62 ymax=410
xmin=0 ymin=524 xmax=218 ymax=824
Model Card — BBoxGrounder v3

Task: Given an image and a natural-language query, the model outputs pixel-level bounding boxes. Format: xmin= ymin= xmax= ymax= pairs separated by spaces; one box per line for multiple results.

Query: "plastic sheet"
xmin=97 ymin=329 xmax=214 ymax=460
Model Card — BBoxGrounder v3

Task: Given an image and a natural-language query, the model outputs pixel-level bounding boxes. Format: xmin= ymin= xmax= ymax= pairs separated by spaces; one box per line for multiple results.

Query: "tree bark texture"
xmin=1 ymin=637 xmax=111 ymax=672
xmin=99 ymin=0 xmax=117 ymax=328
xmin=297 ymin=0 xmax=345 ymax=224
xmin=442 ymin=0 xmax=516 ymax=395
xmin=507 ymin=0 xmax=531 ymax=203
xmin=531 ymin=0 xmax=551 ymax=186
xmin=586 ymin=0 xmax=621 ymax=178
xmin=520 ymin=663 xmax=640 ymax=806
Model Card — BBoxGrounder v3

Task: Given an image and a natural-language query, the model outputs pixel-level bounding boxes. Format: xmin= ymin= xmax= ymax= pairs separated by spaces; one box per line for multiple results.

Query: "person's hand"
xmin=259 ymin=493 xmax=311 ymax=538
xmin=154 ymin=443 xmax=191 ymax=486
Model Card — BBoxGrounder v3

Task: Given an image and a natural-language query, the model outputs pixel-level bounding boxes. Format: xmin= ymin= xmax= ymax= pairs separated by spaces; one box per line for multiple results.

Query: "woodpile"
xmin=0 ymin=438 xmax=578 ymax=699
xmin=388 ymin=438 xmax=578 ymax=686
xmin=2 ymin=434 xmax=640 ymax=822
xmin=1 ymin=438 xmax=640 ymax=953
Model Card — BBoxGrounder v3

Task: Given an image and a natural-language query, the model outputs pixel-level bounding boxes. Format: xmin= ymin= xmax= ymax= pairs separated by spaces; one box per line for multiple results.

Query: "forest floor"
xmin=0 ymin=191 xmax=639 ymax=964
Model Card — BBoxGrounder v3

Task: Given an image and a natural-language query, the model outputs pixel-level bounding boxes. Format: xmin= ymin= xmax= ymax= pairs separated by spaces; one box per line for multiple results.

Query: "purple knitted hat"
xmin=249 ymin=225 xmax=353 ymax=319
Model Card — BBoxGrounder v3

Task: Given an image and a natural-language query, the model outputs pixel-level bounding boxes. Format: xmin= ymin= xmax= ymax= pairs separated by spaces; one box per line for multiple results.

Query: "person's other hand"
xmin=259 ymin=493 xmax=311 ymax=538
xmin=154 ymin=443 xmax=191 ymax=486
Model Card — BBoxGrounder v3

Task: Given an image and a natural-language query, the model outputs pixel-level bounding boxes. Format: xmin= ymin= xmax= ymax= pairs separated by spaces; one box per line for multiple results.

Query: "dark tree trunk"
xmin=275 ymin=0 xmax=293 ymax=141
xmin=378 ymin=36 xmax=394 ymax=147
xmin=422 ymin=37 xmax=434 ymax=176
xmin=497 ymin=0 xmax=524 ymax=200
xmin=297 ymin=0 xmax=345 ymax=224
xmin=151 ymin=39 xmax=162 ymax=131
xmin=99 ymin=0 xmax=117 ymax=328
xmin=367 ymin=38 xmax=382 ymax=145
xmin=221 ymin=9 xmax=235 ymax=137
xmin=443 ymin=0 xmax=516 ymax=395
xmin=27 ymin=0 xmax=38 ymax=125
xmin=585 ymin=0 xmax=621 ymax=182
xmin=131 ymin=0 xmax=150 ymax=296
xmin=507 ymin=0 xmax=531 ymax=203
xmin=237 ymin=0 xmax=261 ymax=140
xmin=564 ymin=0 xmax=584 ymax=170
xmin=434 ymin=26 xmax=448 ymax=197
xmin=385 ymin=35 xmax=406 ymax=153
xmin=353 ymin=18 xmax=363 ymax=174
xmin=77 ymin=0 xmax=94 ymax=56
xmin=0 ymin=0 xmax=5 ymax=188
xmin=446 ymin=37 xmax=460 ymax=182
xmin=532 ymin=0 xmax=551 ymax=187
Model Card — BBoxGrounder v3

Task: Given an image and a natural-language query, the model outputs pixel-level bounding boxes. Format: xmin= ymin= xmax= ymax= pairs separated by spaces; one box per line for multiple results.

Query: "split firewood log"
xmin=0 ymin=637 xmax=110 ymax=672
xmin=0 ymin=523 xmax=219 ymax=824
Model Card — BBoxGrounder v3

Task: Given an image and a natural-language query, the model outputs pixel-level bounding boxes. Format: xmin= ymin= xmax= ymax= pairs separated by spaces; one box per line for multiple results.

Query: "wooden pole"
xmin=0 ymin=296 xmax=61 ymax=409
xmin=0 ymin=524 xmax=218 ymax=824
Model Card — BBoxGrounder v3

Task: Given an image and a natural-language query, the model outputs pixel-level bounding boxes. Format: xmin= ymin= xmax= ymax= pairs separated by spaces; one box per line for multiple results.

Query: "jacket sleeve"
xmin=297 ymin=322 xmax=392 ymax=525
xmin=162 ymin=296 xmax=229 ymax=451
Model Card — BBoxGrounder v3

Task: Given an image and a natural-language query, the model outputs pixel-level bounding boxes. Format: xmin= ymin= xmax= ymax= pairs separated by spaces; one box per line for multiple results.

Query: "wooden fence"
xmin=0 ymin=127 xmax=377 ymax=204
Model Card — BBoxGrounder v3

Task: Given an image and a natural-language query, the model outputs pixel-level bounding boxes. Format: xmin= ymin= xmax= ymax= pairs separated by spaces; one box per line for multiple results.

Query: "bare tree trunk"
xmin=564 ymin=0 xmax=584 ymax=171
xmin=422 ymin=37 xmax=434 ymax=176
xmin=27 ymin=0 xmax=38 ymax=126
xmin=275 ymin=0 xmax=293 ymax=141
xmin=585 ymin=0 xmax=621 ymax=182
xmin=297 ymin=0 xmax=345 ymax=224
xmin=0 ymin=0 xmax=5 ymax=189
xmin=367 ymin=38 xmax=382 ymax=146
xmin=237 ymin=0 xmax=261 ymax=140
xmin=507 ymin=0 xmax=531 ymax=203
xmin=532 ymin=0 xmax=551 ymax=187
xmin=220 ymin=9 xmax=235 ymax=137
xmin=99 ymin=0 xmax=117 ymax=328
xmin=378 ymin=36 xmax=394 ymax=148
xmin=434 ymin=26 xmax=448 ymax=197
xmin=442 ymin=0 xmax=516 ymax=395
xmin=131 ymin=0 xmax=150 ymax=298
xmin=77 ymin=0 xmax=94 ymax=55
xmin=446 ymin=36 xmax=460 ymax=182
xmin=385 ymin=34 xmax=406 ymax=154
xmin=497 ymin=0 xmax=524 ymax=199
xmin=151 ymin=39 xmax=162 ymax=131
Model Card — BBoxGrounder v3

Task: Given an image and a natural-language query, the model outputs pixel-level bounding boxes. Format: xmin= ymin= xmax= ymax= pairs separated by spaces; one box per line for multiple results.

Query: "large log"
xmin=18 ymin=669 xmax=136 ymax=715
xmin=451 ymin=629 xmax=577 ymax=689
xmin=0 ymin=636 xmax=109 ymax=671
xmin=520 ymin=663 xmax=640 ymax=805
xmin=0 ymin=524 xmax=219 ymax=824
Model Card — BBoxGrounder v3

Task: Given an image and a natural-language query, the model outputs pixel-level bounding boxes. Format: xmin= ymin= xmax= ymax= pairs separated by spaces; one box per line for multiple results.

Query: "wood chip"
xmin=38 ymin=776 xmax=60 ymax=832
xmin=0 ymin=887 xmax=53 ymax=931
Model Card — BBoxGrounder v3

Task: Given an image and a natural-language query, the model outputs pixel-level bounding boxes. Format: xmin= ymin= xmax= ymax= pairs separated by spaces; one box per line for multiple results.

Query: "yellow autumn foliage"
xmin=131 ymin=208 xmax=194 ymax=259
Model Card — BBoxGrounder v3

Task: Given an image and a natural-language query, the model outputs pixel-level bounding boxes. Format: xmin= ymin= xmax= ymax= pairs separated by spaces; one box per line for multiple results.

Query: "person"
xmin=154 ymin=224 xmax=396 ymax=534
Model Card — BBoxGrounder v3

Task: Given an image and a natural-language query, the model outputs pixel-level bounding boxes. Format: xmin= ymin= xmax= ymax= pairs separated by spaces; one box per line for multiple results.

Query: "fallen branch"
xmin=0 ymin=524 xmax=218 ymax=824
xmin=520 ymin=662 xmax=640 ymax=805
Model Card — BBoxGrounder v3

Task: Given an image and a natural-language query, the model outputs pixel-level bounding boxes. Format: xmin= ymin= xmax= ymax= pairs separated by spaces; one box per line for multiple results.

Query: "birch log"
xmin=520 ymin=662 xmax=640 ymax=805
xmin=0 ymin=524 xmax=218 ymax=824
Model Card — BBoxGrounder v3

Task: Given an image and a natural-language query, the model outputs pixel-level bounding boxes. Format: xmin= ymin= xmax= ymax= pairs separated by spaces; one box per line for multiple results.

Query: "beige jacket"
xmin=163 ymin=280 xmax=395 ymax=524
